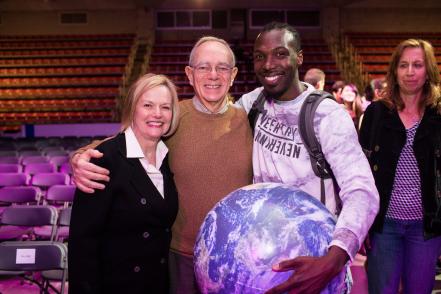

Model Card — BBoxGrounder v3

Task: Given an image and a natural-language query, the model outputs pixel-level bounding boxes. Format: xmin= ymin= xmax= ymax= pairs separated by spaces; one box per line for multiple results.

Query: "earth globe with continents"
xmin=194 ymin=183 xmax=349 ymax=294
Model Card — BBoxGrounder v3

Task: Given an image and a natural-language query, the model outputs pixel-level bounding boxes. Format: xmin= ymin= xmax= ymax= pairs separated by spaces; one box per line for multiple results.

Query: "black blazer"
xmin=69 ymin=133 xmax=178 ymax=294
xmin=360 ymin=101 xmax=441 ymax=239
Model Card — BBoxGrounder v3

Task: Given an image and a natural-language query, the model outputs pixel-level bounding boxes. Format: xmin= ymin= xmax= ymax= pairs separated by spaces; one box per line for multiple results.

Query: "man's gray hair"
xmin=188 ymin=36 xmax=236 ymax=67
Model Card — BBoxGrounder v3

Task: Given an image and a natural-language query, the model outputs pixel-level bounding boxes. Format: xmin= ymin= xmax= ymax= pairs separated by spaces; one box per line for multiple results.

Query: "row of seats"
xmin=0 ymin=57 xmax=127 ymax=66
xmin=346 ymin=32 xmax=441 ymax=46
xmin=0 ymin=148 xmax=69 ymax=157
xmin=0 ymin=148 xmax=75 ymax=199
xmin=0 ymin=48 xmax=131 ymax=57
xmin=0 ymin=137 xmax=98 ymax=156
xmin=0 ymin=173 xmax=71 ymax=195
xmin=0 ymin=125 xmax=21 ymax=132
xmin=0 ymin=40 xmax=134 ymax=49
xmin=0 ymin=204 xmax=71 ymax=247
xmin=350 ymin=38 xmax=441 ymax=46
xmin=0 ymin=98 xmax=116 ymax=110
xmin=0 ymin=111 xmax=113 ymax=122
xmin=0 ymin=33 xmax=134 ymax=40
xmin=0 ymin=162 xmax=70 ymax=174
xmin=355 ymin=45 xmax=441 ymax=53
xmin=0 ymin=66 xmax=125 ymax=77
xmin=0 ymin=76 xmax=122 ymax=87
xmin=355 ymin=46 xmax=404 ymax=53
xmin=0 ymin=34 xmax=132 ymax=129
xmin=1 ymin=87 xmax=119 ymax=99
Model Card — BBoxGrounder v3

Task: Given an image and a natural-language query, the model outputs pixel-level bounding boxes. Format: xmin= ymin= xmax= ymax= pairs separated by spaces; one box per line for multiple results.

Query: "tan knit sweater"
xmin=166 ymin=99 xmax=253 ymax=256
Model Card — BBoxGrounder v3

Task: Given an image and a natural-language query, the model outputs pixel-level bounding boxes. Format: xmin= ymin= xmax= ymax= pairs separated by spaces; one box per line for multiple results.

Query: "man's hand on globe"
xmin=264 ymin=246 xmax=349 ymax=294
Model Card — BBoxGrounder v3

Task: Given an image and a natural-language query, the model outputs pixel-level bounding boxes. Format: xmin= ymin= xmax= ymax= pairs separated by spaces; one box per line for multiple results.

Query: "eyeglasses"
xmin=191 ymin=64 xmax=233 ymax=75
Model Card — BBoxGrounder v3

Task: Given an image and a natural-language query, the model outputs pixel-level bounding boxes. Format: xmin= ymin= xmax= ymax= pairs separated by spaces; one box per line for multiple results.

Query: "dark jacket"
xmin=360 ymin=101 xmax=441 ymax=239
xmin=69 ymin=133 xmax=178 ymax=294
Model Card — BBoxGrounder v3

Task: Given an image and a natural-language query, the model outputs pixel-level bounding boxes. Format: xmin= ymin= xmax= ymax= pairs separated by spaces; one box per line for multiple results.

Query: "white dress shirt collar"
xmin=124 ymin=127 xmax=168 ymax=170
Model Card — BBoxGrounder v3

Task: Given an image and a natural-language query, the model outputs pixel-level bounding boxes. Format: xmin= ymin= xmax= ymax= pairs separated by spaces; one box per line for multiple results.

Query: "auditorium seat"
xmin=24 ymin=163 xmax=57 ymax=176
xmin=0 ymin=163 xmax=22 ymax=173
xmin=0 ymin=150 xmax=18 ymax=157
xmin=0 ymin=156 xmax=20 ymax=164
xmin=21 ymin=156 xmax=49 ymax=165
xmin=59 ymin=163 xmax=72 ymax=175
xmin=19 ymin=150 xmax=42 ymax=157
xmin=0 ymin=173 xmax=29 ymax=187
xmin=45 ymin=185 xmax=75 ymax=208
xmin=0 ymin=186 xmax=40 ymax=215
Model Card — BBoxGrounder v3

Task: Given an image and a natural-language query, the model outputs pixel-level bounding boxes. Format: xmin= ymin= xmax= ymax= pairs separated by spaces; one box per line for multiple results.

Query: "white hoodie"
xmin=236 ymin=83 xmax=379 ymax=260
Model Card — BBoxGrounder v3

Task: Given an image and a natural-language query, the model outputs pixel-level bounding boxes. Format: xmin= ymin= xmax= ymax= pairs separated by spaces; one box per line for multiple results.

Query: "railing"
xmin=327 ymin=33 xmax=368 ymax=91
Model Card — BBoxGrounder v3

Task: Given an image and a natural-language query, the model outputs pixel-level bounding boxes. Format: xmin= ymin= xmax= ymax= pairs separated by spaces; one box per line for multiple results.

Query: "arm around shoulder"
xmin=71 ymin=138 xmax=112 ymax=193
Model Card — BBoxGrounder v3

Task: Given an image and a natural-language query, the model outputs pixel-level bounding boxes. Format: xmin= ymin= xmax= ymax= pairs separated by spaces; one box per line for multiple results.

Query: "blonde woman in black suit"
xmin=69 ymin=74 xmax=180 ymax=294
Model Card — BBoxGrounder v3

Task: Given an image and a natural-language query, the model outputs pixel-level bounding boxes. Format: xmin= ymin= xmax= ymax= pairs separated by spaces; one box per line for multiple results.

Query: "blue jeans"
xmin=367 ymin=218 xmax=441 ymax=294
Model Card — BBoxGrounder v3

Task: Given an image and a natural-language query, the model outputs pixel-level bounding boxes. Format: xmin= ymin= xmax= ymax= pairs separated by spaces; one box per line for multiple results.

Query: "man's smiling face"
xmin=185 ymin=40 xmax=237 ymax=111
xmin=253 ymin=29 xmax=303 ymax=100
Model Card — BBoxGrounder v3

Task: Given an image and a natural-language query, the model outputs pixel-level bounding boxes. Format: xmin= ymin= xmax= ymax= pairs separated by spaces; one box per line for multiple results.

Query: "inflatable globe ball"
xmin=194 ymin=183 xmax=349 ymax=294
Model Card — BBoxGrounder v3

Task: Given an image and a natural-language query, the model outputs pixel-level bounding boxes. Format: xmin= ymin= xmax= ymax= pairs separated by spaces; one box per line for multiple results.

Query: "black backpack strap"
xmin=299 ymin=90 xmax=341 ymax=213
xmin=247 ymin=91 xmax=266 ymax=134
xmin=299 ymin=90 xmax=333 ymax=179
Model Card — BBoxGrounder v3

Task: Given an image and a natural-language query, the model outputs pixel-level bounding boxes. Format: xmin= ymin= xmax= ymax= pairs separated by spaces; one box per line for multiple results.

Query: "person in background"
xmin=69 ymin=74 xmax=180 ymax=294
xmin=70 ymin=36 xmax=253 ymax=294
xmin=359 ymin=77 xmax=386 ymax=127
xmin=368 ymin=77 xmax=387 ymax=103
xmin=359 ymin=38 xmax=441 ymax=294
xmin=304 ymin=67 xmax=326 ymax=91
xmin=341 ymin=83 xmax=364 ymax=128
xmin=331 ymin=80 xmax=346 ymax=104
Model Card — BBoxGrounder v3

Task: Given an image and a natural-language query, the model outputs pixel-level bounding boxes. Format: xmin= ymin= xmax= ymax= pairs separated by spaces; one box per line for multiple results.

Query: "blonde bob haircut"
xmin=120 ymin=73 xmax=180 ymax=137
xmin=383 ymin=38 xmax=441 ymax=113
